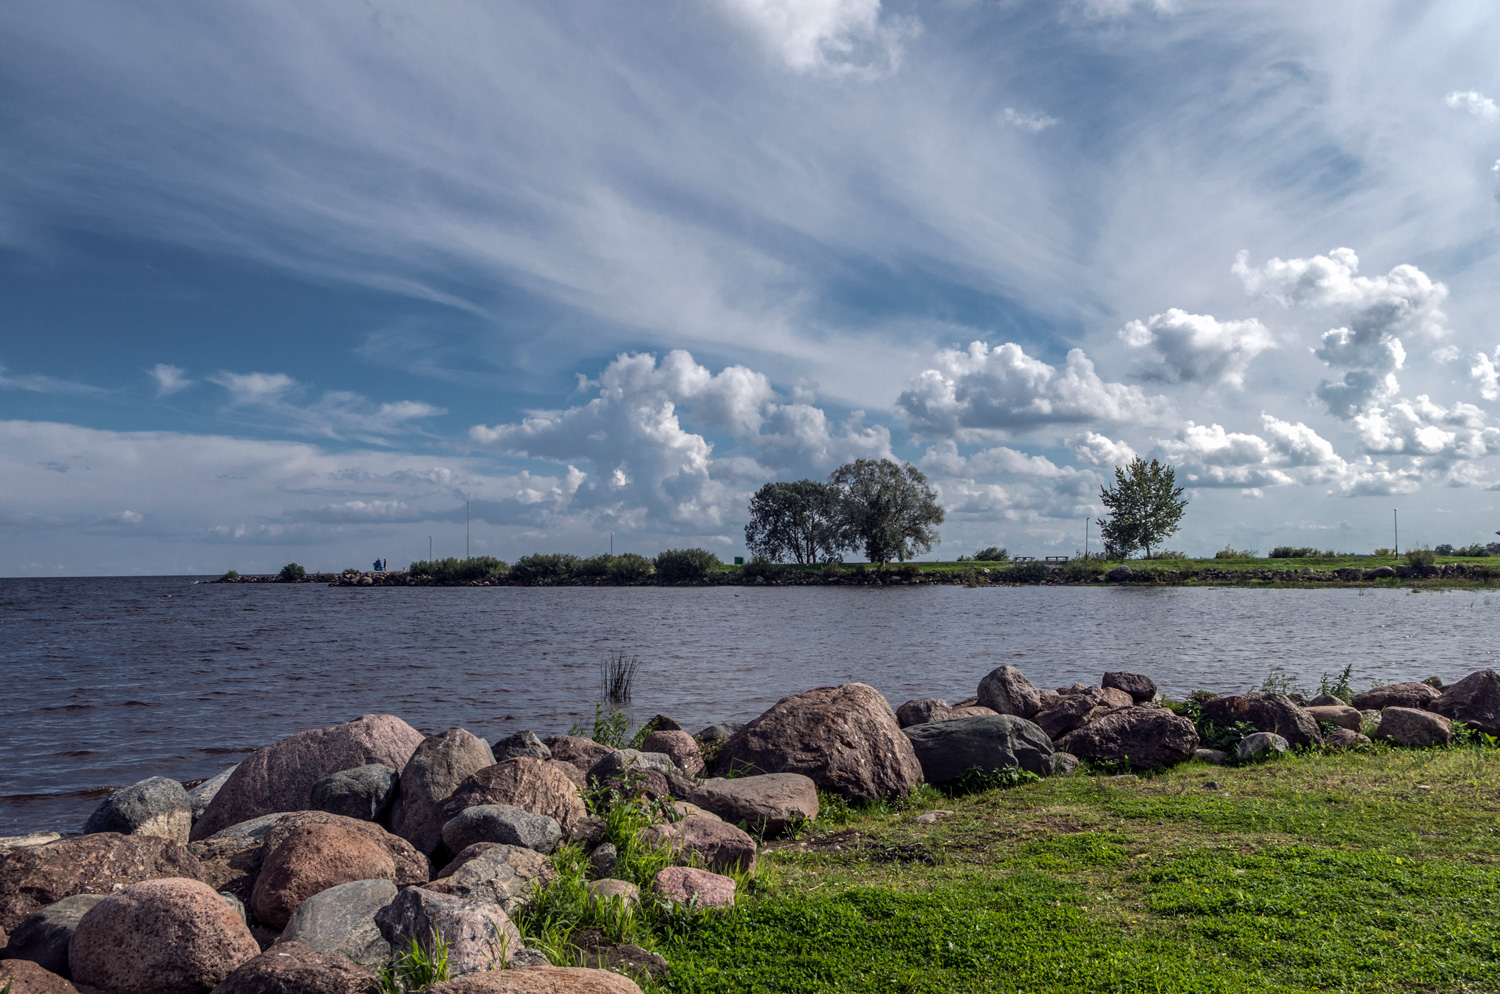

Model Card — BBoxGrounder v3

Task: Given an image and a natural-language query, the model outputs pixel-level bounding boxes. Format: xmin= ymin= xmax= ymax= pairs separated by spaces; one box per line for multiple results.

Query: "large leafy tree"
xmin=827 ymin=458 xmax=945 ymax=565
xmin=743 ymin=480 xmax=842 ymax=564
xmin=1097 ymin=457 xmax=1187 ymax=559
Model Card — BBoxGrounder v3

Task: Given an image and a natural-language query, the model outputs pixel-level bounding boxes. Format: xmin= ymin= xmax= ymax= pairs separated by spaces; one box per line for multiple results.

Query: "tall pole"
xmin=466 ymin=501 xmax=471 ymax=559
xmin=429 ymin=536 xmax=432 ymax=562
xmin=1084 ymin=517 xmax=1088 ymax=560
xmin=610 ymin=532 xmax=614 ymax=556
xmin=1393 ymin=509 xmax=1398 ymax=558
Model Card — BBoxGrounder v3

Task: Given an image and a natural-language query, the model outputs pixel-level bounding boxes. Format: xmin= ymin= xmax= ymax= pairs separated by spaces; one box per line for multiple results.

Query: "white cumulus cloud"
xmin=1446 ymin=90 xmax=1500 ymax=121
xmin=999 ymin=108 xmax=1058 ymax=133
xmin=209 ymin=371 xmax=445 ymax=442
xmin=149 ymin=364 xmax=193 ymax=397
xmin=1119 ymin=308 xmax=1275 ymax=388
xmin=716 ymin=0 xmax=916 ymax=78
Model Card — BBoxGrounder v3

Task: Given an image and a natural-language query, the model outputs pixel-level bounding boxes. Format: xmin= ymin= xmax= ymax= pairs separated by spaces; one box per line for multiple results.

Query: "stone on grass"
xmin=1051 ymin=753 xmax=1080 ymax=776
xmin=278 ymin=878 xmax=397 ymax=966
xmin=976 ymin=666 xmax=1042 ymax=718
xmin=583 ymin=880 xmax=638 ymax=912
xmin=1305 ymin=706 xmax=1362 ymax=732
xmin=440 ymin=759 xmax=585 ymax=835
xmin=424 ymin=967 xmax=644 ymax=994
xmin=1055 ymin=708 xmax=1199 ymax=770
xmin=491 ymin=732 xmax=551 ymax=763
xmin=651 ymin=867 xmax=734 ymax=909
xmin=639 ymin=732 xmax=704 ymax=778
xmin=83 ymin=777 xmax=193 ymax=844
xmin=309 ymin=765 xmax=400 ymax=823
xmin=1374 ymin=707 xmax=1453 ymax=747
xmin=587 ymin=843 xmax=618 ymax=879
xmin=69 ymin=877 xmax=259 ymax=994
xmin=1236 ymin=732 xmax=1289 ymax=763
xmin=0 ymin=958 xmax=81 ymax=994
xmin=426 ymin=844 xmax=555 ymax=917
xmin=1 ymin=894 xmax=106 ymax=977
xmin=1194 ymin=748 xmax=1228 ymax=765
xmin=1431 ymin=669 xmax=1500 ymax=734
xmin=685 ymin=774 xmax=818 ymax=837
xmin=1107 ymin=565 xmax=1132 ymax=582
xmin=210 ymin=940 xmax=379 ymax=994
xmin=1199 ymin=694 xmax=1321 ymax=748
xmin=1102 ymin=672 xmax=1156 ymax=703
xmin=635 ymin=817 xmax=756 ymax=873
xmin=538 ymin=736 xmax=613 ymax=771
xmin=1325 ymin=728 xmax=1372 ymax=749
xmin=251 ymin=823 xmax=396 ymax=930
xmin=192 ymin=715 xmax=425 ymax=840
xmin=567 ymin=817 xmax=607 ymax=850
xmin=0 ymin=833 xmax=204 ymax=932
xmin=188 ymin=767 xmax=237 ymax=824
xmin=902 ymin=714 xmax=1054 ymax=783
xmin=374 ymin=887 xmax=521 ymax=975
xmin=713 ymin=684 xmax=922 ymax=804
xmin=441 ymin=806 xmax=562 ymax=856
xmin=389 ymin=729 xmax=497 ymax=857
xmin=1350 ymin=682 xmax=1442 ymax=712
xmin=567 ymin=932 xmax=668 ymax=982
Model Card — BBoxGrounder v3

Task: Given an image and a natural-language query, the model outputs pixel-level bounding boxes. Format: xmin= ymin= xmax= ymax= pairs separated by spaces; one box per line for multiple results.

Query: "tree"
xmin=1096 ymin=457 xmax=1187 ymax=559
xmin=744 ymin=480 xmax=843 ymax=564
xmin=827 ymin=458 xmax=945 ymax=565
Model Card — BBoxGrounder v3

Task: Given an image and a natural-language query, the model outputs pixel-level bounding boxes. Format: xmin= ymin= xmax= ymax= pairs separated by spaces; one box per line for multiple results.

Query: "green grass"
xmin=628 ymin=747 xmax=1500 ymax=993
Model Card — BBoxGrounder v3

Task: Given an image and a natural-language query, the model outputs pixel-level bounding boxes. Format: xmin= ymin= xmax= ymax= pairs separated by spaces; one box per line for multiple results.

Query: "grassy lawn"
xmin=645 ymin=747 xmax=1500 ymax=993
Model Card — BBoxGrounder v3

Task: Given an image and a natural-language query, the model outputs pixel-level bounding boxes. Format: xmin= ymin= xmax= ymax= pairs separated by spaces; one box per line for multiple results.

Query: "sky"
xmin=5 ymin=0 xmax=1500 ymax=575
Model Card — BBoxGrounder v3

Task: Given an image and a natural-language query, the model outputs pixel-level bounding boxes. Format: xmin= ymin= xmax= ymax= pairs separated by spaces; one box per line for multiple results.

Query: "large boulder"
xmin=685 ymin=774 xmax=819 ymax=836
xmin=491 ymin=732 xmax=551 ymax=763
xmin=635 ymin=816 xmax=757 ymax=873
xmin=713 ymin=684 xmax=923 ymax=803
xmin=1431 ymin=669 xmax=1500 ymax=734
xmin=639 ymin=731 xmax=704 ymax=778
xmin=1375 ymin=707 xmax=1453 ymax=747
xmin=250 ymin=824 xmax=396 ymax=930
xmin=539 ymin=737 xmax=613 ymax=771
xmin=1 ymin=894 xmax=106 ymax=977
xmin=0 ymin=958 xmax=81 ymax=994
xmin=260 ymin=813 xmax=428 ymax=886
xmin=389 ymin=729 xmax=497 ymax=857
xmin=896 ymin=698 xmax=951 ymax=728
xmin=374 ymin=887 xmax=521 ymax=975
xmin=1102 ymin=672 xmax=1157 ymax=703
xmin=439 ymin=759 xmax=585 ymax=834
xmin=651 ymin=867 xmax=735 ymax=909
xmin=210 ymin=940 xmax=379 ymax=994
xmin=901 ymin=715 xmax=1055 ymax=783
xmin=426 ymin=844 xmax=556 ymax=917
xmin=424 ymin=968 xmax=643 ymax=994
xmin=69 ymin=877 xmax=259 ymax=994
xmin=1305 ymin=705 xmax=1363 ymax=732
xmin=1236 ymin=732 xmax=1289 ymax=763
xmin=1199 ymin=693 xmax=1321 ymax=748
xmin=694 ymin=722 xmax=745 ymax=744
xmin=1056 ymin=708 xmax=1199 ymax=770
xmin=309 ymin=765 xmax=400 ymax=823
xmin=83 ymin=777 xmax=193 ymax=843
xmin=440 ymin=806 xmax=562 ymax=856
xmin=1030 ymin=692 xmax=1116 ymax=741
xmin=1325 ymin=727 xmax=1372 ymax=749
xmin=0 ymin=834 xmax=204 ymax=931
xmin=188 ymin=767 xmax=237 ymax=824
xmin=1350 ymin=682 xmax=1442 ymax=712
xmin=185 ymin=835 xmax=265 ymax=905
xmin=192 ymin=716 xmax=425 ymax=840
xmin=586 ymin=751 xmax=682 ymax=785
xmin=976 ymin=666 xmax=1042 ymax=718
xmin=279 ymin=878 xmax=397 ymax=967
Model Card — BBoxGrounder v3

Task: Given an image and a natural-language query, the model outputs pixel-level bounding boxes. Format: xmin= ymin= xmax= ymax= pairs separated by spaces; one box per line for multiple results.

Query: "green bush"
xmin=1005 ymin=562 xmax=1049 ymax=583
xmin=654 ymin=548 xmax=721 ymax=582
xmin=1214 ymin=545 xmax=1257 ymax=559
xmin=1060 ymin=558 xmax=1106 ymax=582
xmin=573 ymin=555 xmax=613 ymax=579
xmin=1145 ymin=549 xmax=1188 ymax=560
xmin=1406 ymin=547 xmax=1437 ymax=567
xmin=509 ymin=553 xmax=580 ymax=585
xmin=606 ymin=553 xmax=655 ymax=582
xmin=278 ymin=562 xmax=306 ymax=582
xmin=218 ymin=570 xmax=240 ymax=581
xmin=1269 ymin=546 xmax=1320 ymax=558
xmin=742 ymin=556 xmax=787 ymax=580
xmin=972 ymin=546 xmax=1009 ymax=562
xmin=408 ymin=556 xmax=508 ymax=584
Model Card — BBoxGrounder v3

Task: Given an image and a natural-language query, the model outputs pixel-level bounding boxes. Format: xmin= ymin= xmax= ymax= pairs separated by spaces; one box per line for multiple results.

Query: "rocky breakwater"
xmin=11 ymin=667 xmax=1500 ymax=993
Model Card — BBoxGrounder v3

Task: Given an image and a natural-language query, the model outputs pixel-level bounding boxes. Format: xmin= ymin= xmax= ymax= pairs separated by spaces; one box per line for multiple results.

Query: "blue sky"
xmin=5 ymin=0 xmax=1500 ymax=575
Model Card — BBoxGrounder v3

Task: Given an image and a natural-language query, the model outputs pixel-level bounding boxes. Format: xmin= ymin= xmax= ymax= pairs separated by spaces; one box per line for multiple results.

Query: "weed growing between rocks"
xmin=376 ymin=933 xmax=452 ymax=994
xmin=949 ymin=764 xmax=1041 ymax=795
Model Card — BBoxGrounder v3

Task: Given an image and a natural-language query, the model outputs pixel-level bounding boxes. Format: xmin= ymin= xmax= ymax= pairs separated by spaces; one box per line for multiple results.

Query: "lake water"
xmin=3 ymin=576 xmax=1498 ymax=835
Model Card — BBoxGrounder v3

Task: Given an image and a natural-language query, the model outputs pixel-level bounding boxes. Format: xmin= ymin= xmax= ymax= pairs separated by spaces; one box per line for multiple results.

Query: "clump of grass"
xmin=376 ymin=933 xmax=451 ymax=994
xmin=1406 ymin=546 xmax=1437 ymax=567
xmin=1317 ymin=663 xmax=1355 ymax=701
xmin=570 ymin=702 xmax=632 ymax=748
xmin=601 ymin=650 xmax=641 ymax=705
xmin=1213 ymin=545 xmax=1257 ymax=559
xmin=949 ymin=764 xmax=1040 ymax=795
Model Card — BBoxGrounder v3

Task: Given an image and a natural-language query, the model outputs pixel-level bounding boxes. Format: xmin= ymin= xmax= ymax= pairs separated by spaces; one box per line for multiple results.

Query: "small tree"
xmin=654 ymin=548 xmax=721 ymax=582
xmin=828 ymin=459 xmax=945 ymax=565
xmin=278 ymin=562 xmax=306 ymax=582
xmin=1096 ymin=457 xmax=1187 ymax=559
xmin=744 ymin=480 xmax=843 ymax=564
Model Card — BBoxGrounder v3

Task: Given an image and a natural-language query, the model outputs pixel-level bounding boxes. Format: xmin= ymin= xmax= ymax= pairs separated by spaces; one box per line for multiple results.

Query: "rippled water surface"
xmin=4 ymin=576 xmax=1498 ymax=834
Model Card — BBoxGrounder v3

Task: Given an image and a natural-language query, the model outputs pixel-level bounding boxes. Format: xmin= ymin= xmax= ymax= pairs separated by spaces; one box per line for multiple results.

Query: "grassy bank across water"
xmin=635 ymin=745 xmax=1500 ymax=993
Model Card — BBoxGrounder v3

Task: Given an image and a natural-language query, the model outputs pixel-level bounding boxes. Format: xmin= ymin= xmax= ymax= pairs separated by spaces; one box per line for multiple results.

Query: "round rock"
xmin=651 ymin=867 xmax=735 ymax=909
xmin=211 ymin=940 xmax=380 ymax=994
xmin=83 ymin=777 xmax=193 ymax=844
xmin=389 ymin=729 xmax=497 ymax=857
xmin=309 ymin=765 xmax=400 ymax=823
xmin=250 ymin=823 xmax=397 ymax=930
xmin=441 ymin=805 xmax=563 ymax=856
xmin=279 ymin=878 xmax=397 ymax=966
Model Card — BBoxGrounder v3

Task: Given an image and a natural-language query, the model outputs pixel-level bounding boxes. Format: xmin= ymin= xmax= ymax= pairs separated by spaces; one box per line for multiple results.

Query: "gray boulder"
xmin=538 ymin=735 xmax=613 ymax=770
xmin=976 ymin=666 xmax=1042 ymax=719
xmin=374 ymin=887 xmax=522 ymax=974
xmin=187 ymin=767 xmax=238 ymax=823
xmin=1305 ymin=705 xmax=1362 ymax=732
xmin=896 ymin=698 xmax=951 ymax=728
xmin=1051 ymin=753 xmax=1080 ymax=776
xmin=1107 ymin=565 xmax=1132 ymax=581
xmin=1194 ymin=748 xmax=1228 ymax=765
xmin=1 ymin=893 xmax=107 ymax=977
xmin=279 ymin=877 xmax=397 ymax=966
xmin=426 ymin=843 xmax=556 ymax=917
xmin=1102 ymin=672 xmax=1157 ymax=703
xmin=1309 ymin=693 xmax=1348 ymax=707
xmin=1351 ymin=682 xmax=1442 ymax=712
xmin=588 ymin=843 xmax=619 ymax=878
xmin=902 ymin=714 xmax=1055 ymax=783
xmin=1199 ymin=693 xmax=1321 ymax=748
xmin=83 ymin=777 xmax=193 ymax=843
xmin=1431 ymin=669 xmax=1500 ymax=734
xmin=686 ymin=774 xmax=819 ymax=836
xmin=309 ymin=765 xmax=400 ymax=822
xmin=1325 ymin=727 xmax=1372 ymax=749
xmin=1375 ymin=707 xmax=1453 ymax=747
xmin=491 ymin=731 xmax=551 ymax=763
xmin=695 ymin=722 xmax=745 ymax=743
xmin=1236 ymin=732 xmax=1289 ymax=762
xmin=440 ymin=804 xmax=563 ymax=856
xmin=1031 ymin=691 xmax=1117 ymax=741
xmin=586 ymin=749 xmax=683 ymax=785
xmin=388 ymin=728 xmax=496 ymax=856
xmin=1056 ymin=707 xmax=1199 ymax=769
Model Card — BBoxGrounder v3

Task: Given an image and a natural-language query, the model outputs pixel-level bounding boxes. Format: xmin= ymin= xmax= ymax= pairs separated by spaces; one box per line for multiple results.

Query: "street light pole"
xmin=1393 ymin=508 xmax=1398 ymax=558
